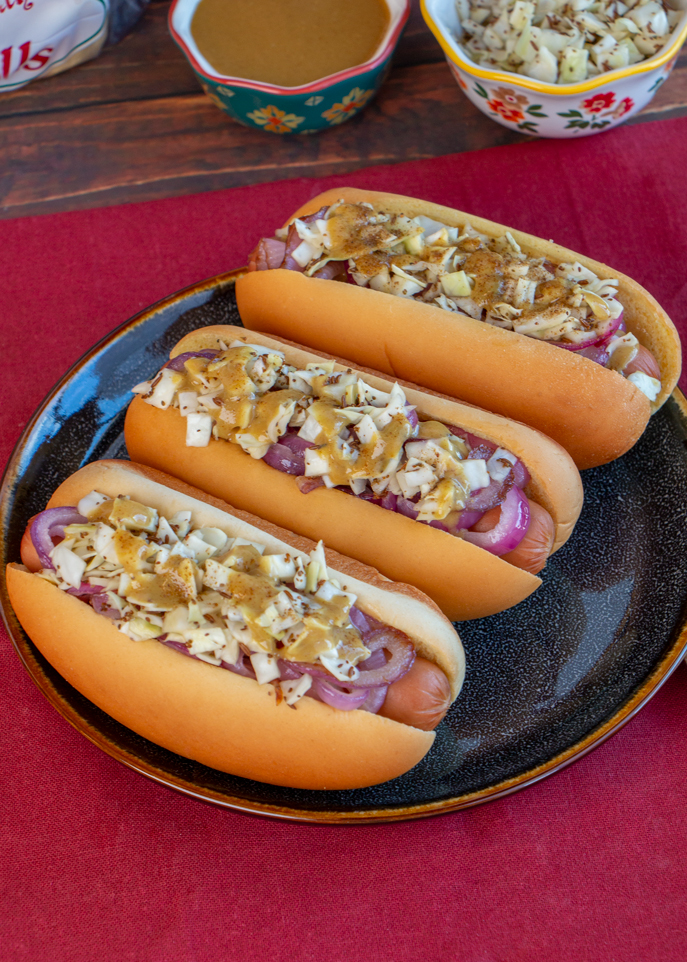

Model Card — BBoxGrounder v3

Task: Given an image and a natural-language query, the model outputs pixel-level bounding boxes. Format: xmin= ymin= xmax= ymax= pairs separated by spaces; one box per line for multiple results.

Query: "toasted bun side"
xmin=126 ymin=396 xmax=541 ymax=621
xmin=6 ymin=565 xmax=435 ymax=790
xmin=237 ymin=269 xmax=650 ymax=469
xmin=168 ymin=325 xmax=583 ymax=552
xmin=49 ymin=460 xmax=465 ymax=697
xmin=286 ymin=187 xmax=681 ymax=414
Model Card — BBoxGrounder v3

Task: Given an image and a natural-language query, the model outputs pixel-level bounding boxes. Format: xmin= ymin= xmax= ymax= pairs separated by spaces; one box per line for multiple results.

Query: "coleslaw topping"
xmin=248 ymin=201 xmax=661 ymax=399
xmin=34 ymin=492 xmax=392 ymax=702
xmin=454 ymin=0 xmax=681 ymax=84
xmin=133 ymin=341 xmax=525 ymax=529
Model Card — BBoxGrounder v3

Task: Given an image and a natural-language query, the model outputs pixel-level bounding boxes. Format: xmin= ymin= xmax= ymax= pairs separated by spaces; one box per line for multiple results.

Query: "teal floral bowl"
xmin=169 ymin=0 xmax=409 ymax=134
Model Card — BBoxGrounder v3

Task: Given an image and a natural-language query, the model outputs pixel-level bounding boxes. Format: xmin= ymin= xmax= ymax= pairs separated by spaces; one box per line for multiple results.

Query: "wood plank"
xmin=0 ymin=0 xmax=685 ymax=220
xmin=632 ymin=53 xmax=687 ymax=122
xmin=0 ymin=60 xmax=530 ymax=219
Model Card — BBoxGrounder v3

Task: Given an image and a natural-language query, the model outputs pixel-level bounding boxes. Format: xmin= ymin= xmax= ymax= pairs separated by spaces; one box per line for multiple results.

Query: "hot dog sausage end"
xmin=379 ymin=657 xmax=452 ymax=731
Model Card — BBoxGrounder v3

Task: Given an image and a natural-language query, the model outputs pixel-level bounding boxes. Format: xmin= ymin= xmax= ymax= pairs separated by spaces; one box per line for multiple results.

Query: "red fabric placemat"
xmin=2 ymin=118 xmax=687 ymax=962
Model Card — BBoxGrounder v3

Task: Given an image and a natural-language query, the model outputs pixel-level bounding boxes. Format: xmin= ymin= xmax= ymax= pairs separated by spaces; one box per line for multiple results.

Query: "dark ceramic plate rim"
xmin=2 ymin=268 xmax=687 ymax=825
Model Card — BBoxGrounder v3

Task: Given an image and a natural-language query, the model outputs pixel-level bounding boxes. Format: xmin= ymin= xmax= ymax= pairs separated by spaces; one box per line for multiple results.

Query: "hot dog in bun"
xmin=124 ymin=326 xmax=584 ymax=620
xmin=7 ymin=460 xmax=465 ymax=790
xmin=236 ymin=187 xmax=681 ymax=469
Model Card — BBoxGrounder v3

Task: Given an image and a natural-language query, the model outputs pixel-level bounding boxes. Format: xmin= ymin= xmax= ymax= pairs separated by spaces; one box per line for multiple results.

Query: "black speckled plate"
xmin=2 ymin=270 xmax=687 ymax=824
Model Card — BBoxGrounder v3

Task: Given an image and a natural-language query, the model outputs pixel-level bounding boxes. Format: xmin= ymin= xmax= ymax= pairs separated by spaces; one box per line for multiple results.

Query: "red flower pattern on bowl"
xmin=486 ymin=98 xmax=525 ymax=123
xmin=582 ymin=91 xmax=616 ymax=113
xmin=492 ymin=87 xmax=529 ymax=109
xmin=613 ymin=96 xmax=635 ymax=118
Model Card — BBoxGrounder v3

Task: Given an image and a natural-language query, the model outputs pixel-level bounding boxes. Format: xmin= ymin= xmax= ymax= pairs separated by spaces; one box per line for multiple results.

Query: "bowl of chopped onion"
xmin=421 ymin=0 xmax=687 ymax=137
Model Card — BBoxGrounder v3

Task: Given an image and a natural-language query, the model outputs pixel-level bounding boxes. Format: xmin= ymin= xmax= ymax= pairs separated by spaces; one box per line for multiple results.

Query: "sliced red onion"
xmin=165 ymin=350 xmax=219 ymax=372
xmin=380 ymin=492 xmax=398 ymax=512
xmin=405 ymin=406 xmax=419 ymax=430
xmin=426 ymin=519 xmax=449 ymax=532
xmin=280 ymin=209 xmax=328 ymax=272
xmin=284 ymin=660 xmax=338 ymax=681
xmin=359 ymin=647 xmax=387 ymax=671
xmin=310 ymin=677 xmax=370 ymax=711
xmin=263 ymin=443 xmax=306 ymax=475
xmin=448 ymin=425 xmax=498 ymax=457
xmin=457 ymin=428 xmax=528 ymax=487
xmin=512 ymin=459 xmax=530 ymax=489
xmin=31 ymin=507 xmax=88 ymax=569
xmin=359 ymin=686 xmax=388 ymax=714
xmin=277 ymin=660 xmax=303 ymax=681
xmin=287 ymin=625 xmax=414 ymax=691
xmin=66 ymin=582 xmax=104 ymax=599
xmin=277 ymin=207 xmax=332 ymax=274
xmin=160 ymin=637 xmax=195 ymax=657
xmin=66 ymin=585 xmax=120 ymax=621
xmin=466 ymin=478 xmax=510 ymax=514
xmin=221 ymin=650 xmax=256 ymax=678
xmin=296 ymin=476 xmax=325 ymax=494
xmin=549 ymin=341 xmax=611 ymax=365
xmin=468 ymin=442 xmax=496 ymax=461
xmin=91 ymin=594 xmax=122 ymax=620
xmin=349 ymin=606 xmax=386 ymax=640
xmin=349 ymin=605 xmax=372 ymax=635
xmin=280 ymin=222 xmax=306 ymax=272
xmin=396 ymin=498 xmax=419 ymax=520
xmin=553 ymin=310 xmax=622 ymax=351
xmin=447 ymin=424 xmax=468 ymax=443
xmin=448 ymin=508 xmax=485 ymax=532
xmin=298 ymin=205 xmax=329 ymax=227
xmin=312 ymin=262 xmax=347 ymax=281
xmin=280 ymin=432 xmax=316 ymax=455
xmin=344 ymin=629 xmax=415 ymax=688
xmin=266 ymin=433 xmax=316 ymax=474
xmin=357 ymin=489 xmax=380 ymax=504
xmin=577 ymin=345 xmax=610 ymax=366
xmin=248 ymin=237 xmax=287 ymax=271
xmin=463 ymin=485 xmax=530 ymax=555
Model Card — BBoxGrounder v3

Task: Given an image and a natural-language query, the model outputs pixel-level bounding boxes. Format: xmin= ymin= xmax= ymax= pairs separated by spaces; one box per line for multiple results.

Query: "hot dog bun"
xmin=235 ymin=187 xmax=681 ymax=469
xmin=124 ymin=326 xmax=583 ymax=620
xmin=6 ymin=459 xmax=465 ymax=790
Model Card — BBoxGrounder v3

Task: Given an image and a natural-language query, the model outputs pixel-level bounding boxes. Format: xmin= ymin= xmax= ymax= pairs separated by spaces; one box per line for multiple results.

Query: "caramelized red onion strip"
xmin=31 ymin=507 xmax=87 ymax=569
xmin=248 ymin=237 xmax=287 ymax=271
xmin=309 ymin=678 xmax=371 ymax=711
xmin=263 ymin=432 xmax=315 ymax=475
xmin=165 ymin=350 xmax=220 ymax=372
xmin=348 ymin=629 xmax=416 ymax=688
xmin=553 ymin=311 xmax=623 ymax=351
xmin=463 ymin=485 xmax=530 ymax=555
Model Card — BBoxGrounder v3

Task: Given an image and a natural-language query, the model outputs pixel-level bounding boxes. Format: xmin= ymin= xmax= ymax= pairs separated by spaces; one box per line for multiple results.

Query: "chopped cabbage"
xmin=456 ymin=0 xmax=680 ymax=83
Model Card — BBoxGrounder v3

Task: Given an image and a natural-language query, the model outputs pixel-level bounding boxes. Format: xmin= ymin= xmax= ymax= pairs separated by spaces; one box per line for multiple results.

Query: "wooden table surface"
xmin=2 ymin=0 xmax=686 ymax=221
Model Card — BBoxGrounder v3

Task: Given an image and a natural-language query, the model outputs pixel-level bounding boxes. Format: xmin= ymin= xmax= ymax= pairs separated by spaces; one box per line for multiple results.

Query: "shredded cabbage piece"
xmin=456 ymin=0 xmax=680 ymax=82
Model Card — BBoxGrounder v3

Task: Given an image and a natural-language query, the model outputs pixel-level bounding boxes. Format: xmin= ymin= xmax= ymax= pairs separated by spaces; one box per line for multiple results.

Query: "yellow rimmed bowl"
xmin=421 ymin=0 xmax=687 ymax=137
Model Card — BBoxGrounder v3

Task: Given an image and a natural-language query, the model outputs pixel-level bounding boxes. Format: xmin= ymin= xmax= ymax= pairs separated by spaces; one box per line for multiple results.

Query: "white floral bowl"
xmin=421 ymin=0 xmax=687 ymax=137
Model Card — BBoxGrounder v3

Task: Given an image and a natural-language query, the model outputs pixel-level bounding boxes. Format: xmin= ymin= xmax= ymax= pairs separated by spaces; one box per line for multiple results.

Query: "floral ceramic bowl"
xmin=169 ymin=0 xmax=409 ymax=134
xmin=421 ymin=0 xmax=687 ymax=138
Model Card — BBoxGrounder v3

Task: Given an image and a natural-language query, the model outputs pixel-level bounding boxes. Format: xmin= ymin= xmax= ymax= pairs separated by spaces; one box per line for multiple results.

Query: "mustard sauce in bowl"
xmin=191 ymin=0 xmax=390 ymax=88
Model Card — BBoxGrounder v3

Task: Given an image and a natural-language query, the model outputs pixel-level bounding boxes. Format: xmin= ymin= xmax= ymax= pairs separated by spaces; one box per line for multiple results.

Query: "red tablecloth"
xmin=2 ymin=118 xmax=686 ymax=962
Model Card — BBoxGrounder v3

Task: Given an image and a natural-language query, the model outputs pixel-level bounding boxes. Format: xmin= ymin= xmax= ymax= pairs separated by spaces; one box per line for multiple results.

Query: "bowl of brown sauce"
xmin=169 ymin=0 xmax=409 ymax=134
